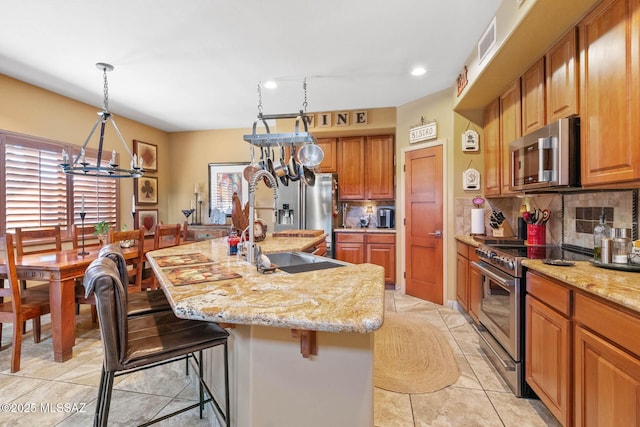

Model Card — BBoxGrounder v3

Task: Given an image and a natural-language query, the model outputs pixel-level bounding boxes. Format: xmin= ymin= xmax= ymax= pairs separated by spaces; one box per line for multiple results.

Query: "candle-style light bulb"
xmin=80 ymin=148 xmax=86 ymax=164
xmin=110 ymin=150 xmax=116 ymax=165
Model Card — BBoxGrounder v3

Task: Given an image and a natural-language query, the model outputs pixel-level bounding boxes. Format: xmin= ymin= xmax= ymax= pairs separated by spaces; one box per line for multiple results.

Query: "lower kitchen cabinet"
xmin=525 ymin=271 xmax=572 ymax=427
xmin=335 ymin=232 xmax=395 ymax=285
xmin=455 ymin=241 xmax=480 ymax=322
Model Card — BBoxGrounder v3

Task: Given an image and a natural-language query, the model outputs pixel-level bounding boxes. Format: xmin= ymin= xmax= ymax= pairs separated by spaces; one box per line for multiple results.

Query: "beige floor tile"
xmin=411 ymin=388 xmax=504 ymax=427
xmin=465 ymin=354 xmax=511 ymax=393
xmin=374 ymin=388 xmax=414 ymax=427
xmin=450 ymin=330 xmax=484 ymax=357
xmin=486 ymin=391 xmax=561 ymax=427
xmin=450 ymin=354 xmax=483 ymax=390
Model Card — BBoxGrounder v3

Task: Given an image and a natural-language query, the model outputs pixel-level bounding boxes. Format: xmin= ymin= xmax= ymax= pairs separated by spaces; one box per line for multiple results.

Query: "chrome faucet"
xmin=247 ymin=169 xmax=278 ymax=265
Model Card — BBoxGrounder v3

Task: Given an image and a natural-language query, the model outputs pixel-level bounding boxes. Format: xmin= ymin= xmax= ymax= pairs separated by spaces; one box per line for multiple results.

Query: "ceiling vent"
xmin=478 ymin=17 xmax=497 ymax=65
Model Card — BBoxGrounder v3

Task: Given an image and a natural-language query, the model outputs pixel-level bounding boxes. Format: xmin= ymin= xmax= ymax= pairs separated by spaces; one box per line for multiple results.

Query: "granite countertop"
xmin=146 ymin=233 xmax=385 ymax=334
xmin=455 ymin=234 xmax=640 ymax=314
xmin=334 ymin=228 xmax=396 ymax=233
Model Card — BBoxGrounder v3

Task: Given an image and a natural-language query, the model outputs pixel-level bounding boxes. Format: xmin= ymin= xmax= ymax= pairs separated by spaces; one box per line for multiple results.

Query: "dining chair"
xmin=14 ymin=225 xmax=62 ymax=292
xmin=0 ymin=234 xmax=52 ymax=373
xmin=72 ymin=223 xmax=101 ymax=250
xmin=83 ymin=256 xmax=230 ymax=426
xmin=143 ymin=223 xmax=182 ymax=290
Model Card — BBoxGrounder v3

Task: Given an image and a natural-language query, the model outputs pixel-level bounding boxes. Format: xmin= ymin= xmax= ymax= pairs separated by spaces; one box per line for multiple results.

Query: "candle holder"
xmin=78 ymin=212 xmax=89 ymax=256
xmin=197 ymin=200 xmax=203 ymax=225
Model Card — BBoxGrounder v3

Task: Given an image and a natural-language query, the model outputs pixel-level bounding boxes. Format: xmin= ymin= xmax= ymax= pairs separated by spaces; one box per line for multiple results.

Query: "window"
xmin=1 ymin=130 xmax=119 ymax=237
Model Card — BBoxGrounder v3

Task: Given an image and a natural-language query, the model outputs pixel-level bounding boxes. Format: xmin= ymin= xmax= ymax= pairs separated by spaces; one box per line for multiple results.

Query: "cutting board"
xmin=272 ymin=229 xmax=325 ymax=238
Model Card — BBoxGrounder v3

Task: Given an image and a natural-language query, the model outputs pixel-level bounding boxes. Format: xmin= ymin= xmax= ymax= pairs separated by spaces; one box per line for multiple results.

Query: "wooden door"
xmin=483 ymin=98 xmax=501 ymax=196
xmin=579 ymin=0 xmax=640 ymax=186
xmin=499 ymin=78 xmax=522 ymax=195
xmin=574 ymin=325 xmax=640 ymax=426
xmin=337 ymin=137 xmax=365 ymax=200
xmin=366 ymin=233 xmax=395 ymax=285
xmin=526 ymin=295 xmax=572 ymax=426
xmin=522 ymin=57 xmax=546 ymax=134
xmin=405 ymin=145 xmax=443 ymax=303
xmin=365 ymin=135 xmax=395 ymax=200
xmin=315 ymin=137 xmax=337 ymax=173
xmin=546 ymin=27 xmax=579 ymax=122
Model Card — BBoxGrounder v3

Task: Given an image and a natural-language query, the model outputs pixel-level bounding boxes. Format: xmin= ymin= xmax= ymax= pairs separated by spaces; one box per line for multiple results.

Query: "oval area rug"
xmin=374 ymin=312 xmax=460 ymax=393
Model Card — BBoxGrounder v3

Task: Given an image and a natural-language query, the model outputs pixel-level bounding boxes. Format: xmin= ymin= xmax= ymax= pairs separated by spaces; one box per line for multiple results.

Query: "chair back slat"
xmin=15 ymin=226 xmax=62 ymax=256
xmin=72 ymin=224 xmax=101 ymax=249
xmin=0 ymin=234 xmax=22 ymax=309
xmin=154 ymin=224 xmax=181 ymax=249
xmin=108 ymin=229 xmax=145 ymax=291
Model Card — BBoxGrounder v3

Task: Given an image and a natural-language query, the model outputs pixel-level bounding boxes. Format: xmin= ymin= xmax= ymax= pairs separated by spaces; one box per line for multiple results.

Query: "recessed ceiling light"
xmin=411 ymin=67 xmax=427 ymax=76
xmin=263 ymin=81 xmax=278 ymax=89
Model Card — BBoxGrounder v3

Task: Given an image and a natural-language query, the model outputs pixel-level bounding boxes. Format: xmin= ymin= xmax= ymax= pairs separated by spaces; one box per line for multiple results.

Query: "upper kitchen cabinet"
xmin=546 ymin=27 xmax=579 ymax=122
xmin=338 ymin=135 xmax=394 ymax=200
xmin=579 ymin=0 xmax=640 ymax=186
xmin=315 ymin=137 xmax=337 ymax=173
xmin=483 ymin=98 xmax=501 ymax=197
xmin=522 ymin=57 xmax=547 ymax=134
xmin=499 ymin=79 xmax=521 ymax=196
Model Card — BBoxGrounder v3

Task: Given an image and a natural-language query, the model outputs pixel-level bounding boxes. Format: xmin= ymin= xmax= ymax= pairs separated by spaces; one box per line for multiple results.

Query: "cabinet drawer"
xmin=367 ymin=233 xmax=395 ymax=244
xmin=575 ymin=292 xmax=640 ymax=359
xmin=526 ymin=271 xmax=571 ymax=316
xmin=335 ymin=232 xmax=365 ymax=243
xmin=456 ymin=241 xmax=469 ymax=258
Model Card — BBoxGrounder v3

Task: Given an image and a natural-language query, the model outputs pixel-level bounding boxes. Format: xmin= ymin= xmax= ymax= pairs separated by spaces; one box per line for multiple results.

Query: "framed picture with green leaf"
xmin=135 ymin=176 xmax=158 ymax=205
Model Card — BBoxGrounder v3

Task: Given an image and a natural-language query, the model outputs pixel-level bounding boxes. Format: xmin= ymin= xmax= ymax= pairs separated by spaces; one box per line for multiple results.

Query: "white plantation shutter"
xmin=2 ymin=131 xmax=119 ymax=236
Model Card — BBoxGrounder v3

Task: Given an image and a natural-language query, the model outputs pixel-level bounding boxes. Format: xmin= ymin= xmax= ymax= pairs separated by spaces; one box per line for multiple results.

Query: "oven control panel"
xmin=475 ymin=247 xmax=516 ymax=273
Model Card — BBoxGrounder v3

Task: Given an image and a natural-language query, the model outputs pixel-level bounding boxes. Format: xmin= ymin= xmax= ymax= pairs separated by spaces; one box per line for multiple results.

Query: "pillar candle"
xmin=132 ymin=194 xmax=136 ymax=215
xmin=81 ymin=193 xmax=85 ymax=214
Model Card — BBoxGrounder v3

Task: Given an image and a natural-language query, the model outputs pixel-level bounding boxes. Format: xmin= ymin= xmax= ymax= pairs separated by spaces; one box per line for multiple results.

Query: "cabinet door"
xmin=499 ymin=78 xmax=521 ymax=195
xmin=522 ymin=57 xmax=546 ymax=134
xmin=526 ymin=295 xmax=572 ymax=427
xmin=366 ymin=233 xmax=395 ymax=285
xmin=365 ymin=135 xmax=395 ymax=200
xmin=575 ymin=325 xmax=640 ymax=427
xmin=337 ymin=137 xmax=366 ymax=200
xmin=546 ymin=27 xmax=578 ymax=122
xmin=483 ymin=98 xmax=501 ymax=196
xmin=468 ymin=250 xmax=481 ymax=323
xmin=579 ymin=0 xmax=640 ymax=186
xmin=456 ymin=252 xmax=469 ymax=311
xmin=335 ymin=242 xmax=365 ymax=264
xmin=315 ymin=137 xmax=337 ymax=173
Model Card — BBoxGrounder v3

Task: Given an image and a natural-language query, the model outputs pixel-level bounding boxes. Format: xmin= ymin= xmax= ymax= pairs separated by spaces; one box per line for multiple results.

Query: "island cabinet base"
xmin=203 ymin=324 xmax=374 ymax=427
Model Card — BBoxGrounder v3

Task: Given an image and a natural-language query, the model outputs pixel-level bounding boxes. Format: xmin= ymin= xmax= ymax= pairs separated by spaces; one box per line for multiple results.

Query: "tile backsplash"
xmin=456 ymin=189 xmax=638 ymax=250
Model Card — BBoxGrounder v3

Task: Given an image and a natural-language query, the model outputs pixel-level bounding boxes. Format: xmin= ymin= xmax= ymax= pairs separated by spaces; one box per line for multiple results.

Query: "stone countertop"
xmin=455 ymin=234 xmax=481 ymax=247
xmin=146 ymin=234 xmax=385 ymax=334
xmin=334 ymin=228 xmax=396 ymax=233
xmin=522 ymin=259 xmax=640 ymax=313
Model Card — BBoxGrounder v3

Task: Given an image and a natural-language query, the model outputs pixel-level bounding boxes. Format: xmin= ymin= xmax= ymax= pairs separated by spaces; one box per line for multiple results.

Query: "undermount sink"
xmin=266 ymin=251 xmax=347 ymax=274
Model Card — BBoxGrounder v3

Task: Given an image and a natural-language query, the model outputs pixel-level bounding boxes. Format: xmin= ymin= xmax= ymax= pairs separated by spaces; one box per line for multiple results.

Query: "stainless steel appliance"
xmin=377 ymin=208 xmax=395 ymax=228
xmin=274 ymin=173 xmax=339 ymax=257
xmin=472 ymin=243 xmax=590 ymax=397
xmin=509 ymin=116 xmax=580 ymax=191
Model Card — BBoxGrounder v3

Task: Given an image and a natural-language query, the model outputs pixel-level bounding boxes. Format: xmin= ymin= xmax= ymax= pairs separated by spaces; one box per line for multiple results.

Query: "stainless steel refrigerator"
xmin=274 ymin=173 xmax=338 ymax=257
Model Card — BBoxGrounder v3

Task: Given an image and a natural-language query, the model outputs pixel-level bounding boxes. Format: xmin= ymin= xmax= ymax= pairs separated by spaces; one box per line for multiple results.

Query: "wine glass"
xmin=181 ymin=209 xmax=195 ymax=220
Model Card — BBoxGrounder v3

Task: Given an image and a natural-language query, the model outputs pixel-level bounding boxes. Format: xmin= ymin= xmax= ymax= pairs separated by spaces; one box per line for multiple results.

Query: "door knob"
xmin=428 ymin=230 xmax=442 ymax=237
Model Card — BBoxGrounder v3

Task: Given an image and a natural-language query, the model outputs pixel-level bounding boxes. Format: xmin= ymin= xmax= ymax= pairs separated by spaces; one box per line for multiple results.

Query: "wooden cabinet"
xmin=522 ymin=57 xmax=546 ymax=134
xmin=315 ymin=137 xmax=337 ymax=173
xmin=335 ymin=232 xmax=396 ymax=285
xmin=579 ymin=0 xmax=640 ymax=186
xmin=337 ymin=135 xmax=394 ymax=200
xmin=525 ymin=271 xmax=572 ymax=427
xmin=574 ymin=292 xmax=640 ymax=426
xmin=546 ymin=27 xmax=578 ymax=122
xmin=483 ymin=98 xmax=501 ymax=196
xmin=455 ymin=241 xmax=480 ymax=322
xmin=499 ymin=78 xmax=522 ymax=195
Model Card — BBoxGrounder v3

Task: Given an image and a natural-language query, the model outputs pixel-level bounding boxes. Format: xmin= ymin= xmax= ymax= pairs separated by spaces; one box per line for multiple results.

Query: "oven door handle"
xmin=471 ymin=261 xmax=515 ymax=290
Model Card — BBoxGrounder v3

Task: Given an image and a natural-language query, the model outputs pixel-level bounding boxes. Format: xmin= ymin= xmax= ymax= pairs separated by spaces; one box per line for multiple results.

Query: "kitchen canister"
xmin=527 ymin=224 xmax=546 ymax=245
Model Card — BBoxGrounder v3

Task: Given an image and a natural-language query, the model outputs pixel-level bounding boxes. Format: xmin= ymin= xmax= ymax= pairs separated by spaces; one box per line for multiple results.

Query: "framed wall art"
xmin=208 ymin=162 xmax=249 ymax=224
xmin=135 ymin=176 xmax=158 ymax=205
xmin=135 ymin=208 xmax=158 ymax=236
xmin=133 ymin=140 xmax=158 ymax=172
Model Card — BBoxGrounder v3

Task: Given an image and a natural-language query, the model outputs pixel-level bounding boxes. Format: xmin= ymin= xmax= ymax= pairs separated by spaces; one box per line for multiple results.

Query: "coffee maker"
xmin=377 ymin=208 xmax=395 ymax=228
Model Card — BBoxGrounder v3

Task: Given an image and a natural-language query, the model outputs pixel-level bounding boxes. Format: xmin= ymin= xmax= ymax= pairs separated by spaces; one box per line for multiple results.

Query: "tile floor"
xmin=0 ymin=291 xmax=560 ymax=426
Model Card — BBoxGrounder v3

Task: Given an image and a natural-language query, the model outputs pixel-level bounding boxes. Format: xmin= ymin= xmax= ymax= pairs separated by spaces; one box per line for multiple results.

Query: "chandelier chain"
xmin=257 ymin=82 xmax=263 ymax=115
xmin=102 ymin=67 xmax=110 ymax=112
xmin=302 ymin=77 xmax=308 ymax=113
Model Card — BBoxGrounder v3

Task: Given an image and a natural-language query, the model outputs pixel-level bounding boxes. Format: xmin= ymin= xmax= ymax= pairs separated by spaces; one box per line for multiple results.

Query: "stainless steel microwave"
xmin=509 ymin=117 xmax=580 ymax=191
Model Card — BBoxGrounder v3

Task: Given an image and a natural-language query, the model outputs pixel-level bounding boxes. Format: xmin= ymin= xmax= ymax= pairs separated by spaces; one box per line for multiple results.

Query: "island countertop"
xmin=145 ymin=234 xmax=386 ymax=334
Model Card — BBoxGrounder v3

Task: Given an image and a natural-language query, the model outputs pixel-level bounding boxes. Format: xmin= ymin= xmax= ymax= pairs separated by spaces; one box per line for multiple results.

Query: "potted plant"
xmin=93 ymin=221 xmax=110 ymax=246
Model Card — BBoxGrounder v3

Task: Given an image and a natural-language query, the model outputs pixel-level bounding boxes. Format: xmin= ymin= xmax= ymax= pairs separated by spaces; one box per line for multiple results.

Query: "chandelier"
xmin=60 ymin=63 xmax=144 ymax=178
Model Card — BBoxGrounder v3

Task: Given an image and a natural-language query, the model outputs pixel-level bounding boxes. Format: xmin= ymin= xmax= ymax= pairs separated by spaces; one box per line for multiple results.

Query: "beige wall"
xmin=0 ymin=74 xmax=170 ymax=231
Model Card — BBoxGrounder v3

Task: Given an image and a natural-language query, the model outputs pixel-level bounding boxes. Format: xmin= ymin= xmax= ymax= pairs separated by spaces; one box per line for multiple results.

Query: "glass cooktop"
xmin=490 ymin=244 xmax=592 ymax=261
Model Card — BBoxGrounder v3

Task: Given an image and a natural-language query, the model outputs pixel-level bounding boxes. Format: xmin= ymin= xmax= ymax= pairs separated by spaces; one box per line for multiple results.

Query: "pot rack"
xmin=242 ymin=79 xmax=318 ymax=147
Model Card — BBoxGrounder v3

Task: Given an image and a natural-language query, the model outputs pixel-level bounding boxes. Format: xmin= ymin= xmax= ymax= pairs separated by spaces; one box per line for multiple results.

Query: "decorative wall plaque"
xmin=462 ymin=129 xmax=480 ymax=151
xmin=463 ymin=168 xmax=481 ymax=191
xmin=409 ymin=120 xmax=438 ymax=144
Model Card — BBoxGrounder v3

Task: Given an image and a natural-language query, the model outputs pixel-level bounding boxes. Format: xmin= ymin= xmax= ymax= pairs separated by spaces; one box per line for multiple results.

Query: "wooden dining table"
xmin=0 ymin=239 xmax=154 ymax=363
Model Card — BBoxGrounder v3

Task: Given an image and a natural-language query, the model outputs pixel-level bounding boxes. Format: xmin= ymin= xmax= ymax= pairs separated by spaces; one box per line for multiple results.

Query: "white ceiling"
xmin=0 ymin=0 xmax=501 ymax=132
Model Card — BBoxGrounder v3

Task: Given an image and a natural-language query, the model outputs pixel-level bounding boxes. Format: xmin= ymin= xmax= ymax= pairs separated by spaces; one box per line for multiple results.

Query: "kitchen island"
xmin=145 ymin=233 xmax=385 ymax=427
